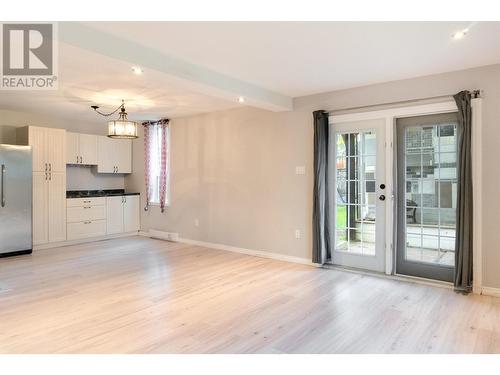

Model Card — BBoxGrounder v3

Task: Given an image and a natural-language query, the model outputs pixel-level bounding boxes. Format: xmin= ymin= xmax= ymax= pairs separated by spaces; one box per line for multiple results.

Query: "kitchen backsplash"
xmin=66 ymin=165 xmax=124 ymax=190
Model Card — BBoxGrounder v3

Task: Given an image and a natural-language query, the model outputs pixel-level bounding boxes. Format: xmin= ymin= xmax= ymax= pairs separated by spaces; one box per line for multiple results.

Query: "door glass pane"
xmin=403 ymin=122 xmax=457 ymax=267
xmin=335 ymin=129 xmax=377 ymax=257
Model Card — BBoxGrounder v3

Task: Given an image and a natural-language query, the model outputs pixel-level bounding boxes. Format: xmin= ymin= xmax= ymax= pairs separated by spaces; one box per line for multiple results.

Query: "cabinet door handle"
xmin=45 ymin=163 xmax=48 ymax=172
xmin=80 ymin=156 xmax=83 ymax=164
xmin=49 ymin=172 xmax=51 ymax=181
xmin=1 ymin=164 xmax=5 ymax=208
xmin=49 ymin=163 xmax=52 ymax=172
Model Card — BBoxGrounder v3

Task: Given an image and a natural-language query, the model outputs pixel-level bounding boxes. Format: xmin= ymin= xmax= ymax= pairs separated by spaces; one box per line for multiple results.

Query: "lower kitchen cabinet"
xmin=67 ymin=220 xmax=106 ymax=240
xmin=106 ymin=196 xmax=125 ymax=234
xmin=66 ymin=194 xmax=140 ymax=241
xmin=106 ymin=195 xmax=140 ymax=235
xmin=123 ymin=195 xmax=140 ymax=232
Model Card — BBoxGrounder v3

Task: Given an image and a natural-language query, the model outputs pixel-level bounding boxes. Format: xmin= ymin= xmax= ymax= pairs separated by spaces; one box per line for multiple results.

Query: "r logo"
xmin=2 ymin=24 xmax=53 ymax=76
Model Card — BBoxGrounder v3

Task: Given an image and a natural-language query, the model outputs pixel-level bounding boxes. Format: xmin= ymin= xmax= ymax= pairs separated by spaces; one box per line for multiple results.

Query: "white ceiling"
xmin=0 ymin=43 xmax=239 ymax=124
xmin=86 ymin=21 xmax=500 ymax=97
xmin=1 ymin=21 xmax=500 ymax=125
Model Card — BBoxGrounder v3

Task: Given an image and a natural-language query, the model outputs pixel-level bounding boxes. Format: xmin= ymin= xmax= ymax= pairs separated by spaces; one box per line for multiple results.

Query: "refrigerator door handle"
xmin=1 ymin=164 xmax=5 ymax=207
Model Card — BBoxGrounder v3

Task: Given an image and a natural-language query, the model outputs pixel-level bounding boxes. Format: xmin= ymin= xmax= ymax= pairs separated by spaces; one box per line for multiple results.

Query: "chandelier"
xmin=91 ymin=100 xmax=138 ymax=139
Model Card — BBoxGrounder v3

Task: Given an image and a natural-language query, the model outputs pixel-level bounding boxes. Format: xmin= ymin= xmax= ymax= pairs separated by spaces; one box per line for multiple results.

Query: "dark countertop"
xmin=66 ymin=189 xmax=140 ymax=199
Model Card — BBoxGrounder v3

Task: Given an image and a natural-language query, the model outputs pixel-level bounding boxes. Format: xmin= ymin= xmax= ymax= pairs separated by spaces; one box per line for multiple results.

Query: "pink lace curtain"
xmin=143 ymin=119 xmax=169 ymax=213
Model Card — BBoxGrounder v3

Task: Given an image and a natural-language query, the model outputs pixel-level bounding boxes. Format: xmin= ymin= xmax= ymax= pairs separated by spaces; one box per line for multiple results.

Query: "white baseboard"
xmin=480 ymin=287 xmax=500 ymax=298
xmin=179 ymin=237 xmax=316 ymax=266
xmin=33 ymin=231 xmax=140 ymax=251
xmin=140 ymin=230 xmax=315 ymax=266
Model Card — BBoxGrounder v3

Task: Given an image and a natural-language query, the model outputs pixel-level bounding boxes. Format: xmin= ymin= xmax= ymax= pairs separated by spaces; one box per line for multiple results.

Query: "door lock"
xmin=379 ymin=195 xmax=386 ymax=201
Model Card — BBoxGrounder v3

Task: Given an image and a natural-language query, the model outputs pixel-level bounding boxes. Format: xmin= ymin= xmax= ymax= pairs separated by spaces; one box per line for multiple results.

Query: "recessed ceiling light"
xmin=452 ymin=29 xmax=468 ymax=40
xmin=131 ymin=66 xmax=143 ymax=75
xmin=238 ymin=96 xmax=245 ymax=103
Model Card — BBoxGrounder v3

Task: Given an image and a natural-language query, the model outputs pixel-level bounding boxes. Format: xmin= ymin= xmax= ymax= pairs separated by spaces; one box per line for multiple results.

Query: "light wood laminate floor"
xmin=0 ymin=236 xmax=499 ymax=353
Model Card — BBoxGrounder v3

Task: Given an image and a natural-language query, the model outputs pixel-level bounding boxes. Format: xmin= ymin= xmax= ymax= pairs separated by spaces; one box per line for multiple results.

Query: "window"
xmin=145 ymin=120 xmax=170 ymax=210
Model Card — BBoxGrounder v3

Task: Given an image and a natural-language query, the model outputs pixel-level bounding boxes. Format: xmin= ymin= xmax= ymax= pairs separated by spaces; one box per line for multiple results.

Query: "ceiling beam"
xmin=59 ymin=22 xmax=293 ymax=112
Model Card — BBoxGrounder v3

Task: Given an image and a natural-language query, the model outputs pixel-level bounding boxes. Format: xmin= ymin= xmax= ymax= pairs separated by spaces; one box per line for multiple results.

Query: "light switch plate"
xmin=295 ymin=166 xmax=306 ymax=175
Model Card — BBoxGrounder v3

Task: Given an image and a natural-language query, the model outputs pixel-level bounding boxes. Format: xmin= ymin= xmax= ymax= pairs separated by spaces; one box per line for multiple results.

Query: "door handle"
xmin=1 ymin=164 xmax=5 ymax=207
xmin=379 ymin=195 xmax=386 ymax=201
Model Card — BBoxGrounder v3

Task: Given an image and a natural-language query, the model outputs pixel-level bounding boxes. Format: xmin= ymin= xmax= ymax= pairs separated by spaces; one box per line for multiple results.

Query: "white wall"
xmin=126 ymin=63 xmax=500 ymax=289
xmin=66 ymin=166 xmax=124 ymax=191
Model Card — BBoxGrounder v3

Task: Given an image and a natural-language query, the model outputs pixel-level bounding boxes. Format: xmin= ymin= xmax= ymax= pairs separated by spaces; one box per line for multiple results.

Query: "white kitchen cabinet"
xmin=25 ymin=127 xmax=47 ymax=172
xmin=47 ymin=172 xmax=67 ymax=243
xmin=32 ymin=172 xmax=49 ymax=245
xmin=31 ymin=171 xmax=66 ymax=245
xmin=67 ymin=220 xmax=106 ymax=240
xmin=97 ymin=136 xmax=132 ymax=174
xmin=17 ymin=126 xmax=67 ymax=245
xmin=47 ymin=128 xmax=66 ymax=172
xmin=17 ymin=126 xmax=66 ymax=172
xmin=106 ymin=196 xmax=124 ymax=234
xmin=66 ymin=197 xmax=107 ymax=240
xmin=67 ymin=197 xmax=106 ymax=207
xmin=66 ymin=132 xmax=79 ymax=164
xmin=123 ymin=195 xmax=140 ymax=232
xmin=106 ymin=195 xmax=140 ymax=234
xmin=66 ymin=132 xmax=98 ymax=165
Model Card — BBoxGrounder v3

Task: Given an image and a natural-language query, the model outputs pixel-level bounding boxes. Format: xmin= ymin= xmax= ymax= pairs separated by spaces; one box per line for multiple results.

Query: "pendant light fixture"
xmin=91 ymin=99 xmax=138 ymax=139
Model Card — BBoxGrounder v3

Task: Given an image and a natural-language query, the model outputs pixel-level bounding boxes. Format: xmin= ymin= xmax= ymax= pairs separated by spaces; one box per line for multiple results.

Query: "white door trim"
xmin=329 ymin=100 xmax=482 ymax=282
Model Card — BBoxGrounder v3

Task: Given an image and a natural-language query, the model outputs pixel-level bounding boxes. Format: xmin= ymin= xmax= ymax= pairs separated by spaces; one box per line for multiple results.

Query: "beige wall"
xmin=125 ymin=107 xmax=312 ymax=259
xmin=126 ymin=63 xmax=500 ymax=288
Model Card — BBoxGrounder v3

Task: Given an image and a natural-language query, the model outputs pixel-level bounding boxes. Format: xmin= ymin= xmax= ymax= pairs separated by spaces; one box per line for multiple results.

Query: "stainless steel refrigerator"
xmin=0 ymin=144 xmax=32 ymax=257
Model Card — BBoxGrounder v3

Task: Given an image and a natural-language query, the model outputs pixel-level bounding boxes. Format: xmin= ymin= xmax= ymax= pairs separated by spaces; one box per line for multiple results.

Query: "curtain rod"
xmin=327 ymin=90 xmax=481 ymax=115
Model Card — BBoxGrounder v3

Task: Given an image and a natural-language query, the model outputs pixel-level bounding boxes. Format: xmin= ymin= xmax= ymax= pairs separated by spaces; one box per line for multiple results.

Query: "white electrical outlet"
xmin=295 ymin=166 xmax=306 ymax=175
xmin=194 ymin=219 xmax=200 ymax=227
xmin=295 ymin=229 xmax=301 ymax=239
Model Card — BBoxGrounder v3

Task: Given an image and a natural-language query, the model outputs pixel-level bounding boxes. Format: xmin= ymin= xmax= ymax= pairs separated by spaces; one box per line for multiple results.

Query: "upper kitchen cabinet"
xmin=16 ymin=126 xmax=66 ymax=172
xmin=66 ymin=132 xmax=98 ymax=165
xmin=97 ymin=136 xmax=132 ymax=174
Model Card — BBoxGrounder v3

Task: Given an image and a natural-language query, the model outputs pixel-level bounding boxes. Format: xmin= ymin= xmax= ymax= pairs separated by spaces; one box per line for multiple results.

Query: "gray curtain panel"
xmin=312 ymin=110 xmax=331 ymax=264
xmin=453 ymin=91 xmax=473 ymax=292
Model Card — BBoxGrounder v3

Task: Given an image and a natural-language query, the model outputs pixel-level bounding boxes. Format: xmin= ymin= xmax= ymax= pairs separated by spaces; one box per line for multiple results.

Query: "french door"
xmin=395 ymin=113 xmax=458 ymax=282
xmin=330 ymin=119 xmax=387 ymax=272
